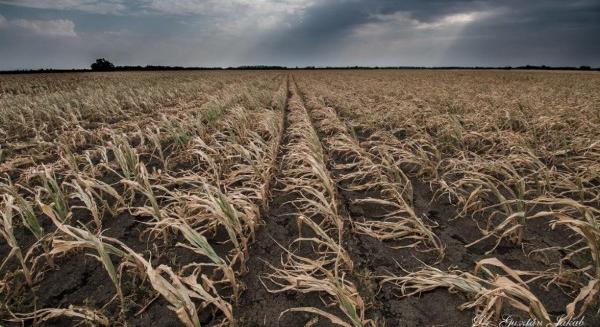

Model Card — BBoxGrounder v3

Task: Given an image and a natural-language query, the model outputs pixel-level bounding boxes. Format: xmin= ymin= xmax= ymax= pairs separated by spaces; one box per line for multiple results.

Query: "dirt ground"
xmin=1 ymin=72 xmax=599 ymax=327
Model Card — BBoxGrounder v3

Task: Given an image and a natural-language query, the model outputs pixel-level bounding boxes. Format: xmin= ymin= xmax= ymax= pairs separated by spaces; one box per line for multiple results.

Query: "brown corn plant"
xmin=381 ymin=258 xmax=552 ymax=326
xmin=0 ymin=194 xmax=34 ymax=286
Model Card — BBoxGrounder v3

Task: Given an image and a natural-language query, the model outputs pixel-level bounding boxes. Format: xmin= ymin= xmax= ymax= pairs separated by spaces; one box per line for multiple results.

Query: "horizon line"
xmin=1 ymin=64 xmax=599 ymax=74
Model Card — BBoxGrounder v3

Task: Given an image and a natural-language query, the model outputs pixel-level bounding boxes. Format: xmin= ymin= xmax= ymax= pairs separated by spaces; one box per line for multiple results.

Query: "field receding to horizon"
xmin=1 ymin=70 xmax=599 ymax=326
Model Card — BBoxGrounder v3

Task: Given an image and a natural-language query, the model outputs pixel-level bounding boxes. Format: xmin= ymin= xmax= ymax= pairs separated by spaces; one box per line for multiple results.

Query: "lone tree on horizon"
xmin=91 ymin=58 xmax=115 ymax=71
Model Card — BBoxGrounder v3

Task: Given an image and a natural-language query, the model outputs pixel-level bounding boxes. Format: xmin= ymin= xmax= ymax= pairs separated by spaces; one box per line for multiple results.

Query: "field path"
xmin=292 ymin=76 xmax=388 ymax=323
xmin=236 ymin=74 xmax=370 ymax=326
xmin=235 ymin=75 xmax=323 ymax=325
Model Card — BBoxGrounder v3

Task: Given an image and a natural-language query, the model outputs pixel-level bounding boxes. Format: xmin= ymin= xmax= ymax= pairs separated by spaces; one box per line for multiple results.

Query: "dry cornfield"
xmin=0 ymin=70 xmax=599 ymax=326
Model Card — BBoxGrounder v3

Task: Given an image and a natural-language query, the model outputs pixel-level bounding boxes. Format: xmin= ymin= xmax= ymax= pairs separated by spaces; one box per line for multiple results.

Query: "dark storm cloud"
xmin=252 ymin=0 xmax=600 ymax=66
xmin=247 ymin=0 xmax=436 ymax=64
xmin=250 ymin=1 xmax=371 ymax=63
xmin=440 ymin=1 xmax=600 ymax=66
xmin=0 ymin=0 xmax=599 ymax=69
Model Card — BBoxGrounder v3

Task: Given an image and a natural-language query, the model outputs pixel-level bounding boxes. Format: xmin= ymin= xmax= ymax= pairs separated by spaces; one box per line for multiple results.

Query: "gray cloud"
xmin=439 ymin=1 xmax=600 ymax=66
xmin=12 ymin=18 xmax=77 ymax=37
xmin=0 ymin=0 xmax=126 ymax=15
xmin=0 ymin=13 xmax=78 ymax=39
xmin=248 ymin=0 xmax=600 ymax=66
xmin=0 ymin=0 xmax=599 ymax=69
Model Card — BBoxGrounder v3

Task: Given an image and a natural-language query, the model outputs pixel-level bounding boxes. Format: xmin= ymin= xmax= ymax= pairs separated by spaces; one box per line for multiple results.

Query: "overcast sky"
xmin=0 ymin=0 xmax=599 ymax=69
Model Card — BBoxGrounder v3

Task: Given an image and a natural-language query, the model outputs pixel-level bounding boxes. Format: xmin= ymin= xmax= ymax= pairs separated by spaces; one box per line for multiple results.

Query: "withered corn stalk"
xmin=381 ymin=258 xmax=553 ymax=326
xmin=304 ymin=94 xmax=443 ymax=256
xmin=527 ymin=196 xmax=600 ymax=318
xmin=7 ymin=305 xmax=110 ymax=326
xmin=263 ymin=249 xmax=368 ymax=327
xmin=0 ymin=194 xmax=34 ymax=286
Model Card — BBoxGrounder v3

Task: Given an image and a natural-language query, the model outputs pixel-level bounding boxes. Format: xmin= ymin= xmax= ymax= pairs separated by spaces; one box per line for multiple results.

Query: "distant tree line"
xmin=1 ymin=59 xmax=598 ymax=74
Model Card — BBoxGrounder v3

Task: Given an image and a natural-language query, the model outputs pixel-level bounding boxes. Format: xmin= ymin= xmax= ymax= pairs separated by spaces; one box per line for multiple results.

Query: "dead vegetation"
xmin=1 ymin=70 xmax=599 ymax=326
